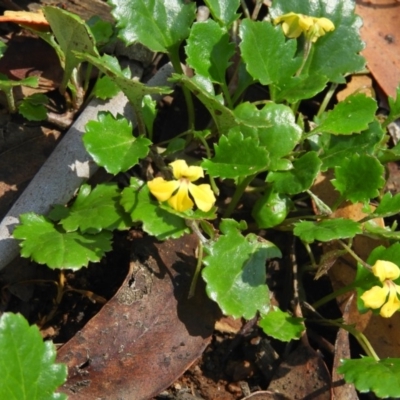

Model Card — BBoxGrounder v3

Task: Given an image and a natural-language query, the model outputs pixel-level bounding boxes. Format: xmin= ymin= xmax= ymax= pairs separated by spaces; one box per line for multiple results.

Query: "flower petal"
xmin=188 ymin=183 xmax=216 ymax=212
xmin=170 ymin=160 xmax=189 ymax=179
xmin=148 ymin=177 xmax=179 ymax=202
xmin=372 ymin=260 xmax=400 ymax=282
xmin=360 ymin=285 xmax=388 ymax=309
xmin=315 ymin=17 xmax=335 ymax=33
xmin=168 ymin=183 xmax=194 ymax=212
xmin=380 ymin=284 xmax=400 ymax=318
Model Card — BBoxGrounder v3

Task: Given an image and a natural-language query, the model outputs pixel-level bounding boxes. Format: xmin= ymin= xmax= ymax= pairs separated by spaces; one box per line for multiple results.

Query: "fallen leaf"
xmin=56 ymin=233 xmax=218 ymax=399
xmin=0 ymin=10 xmax=50 ymax=31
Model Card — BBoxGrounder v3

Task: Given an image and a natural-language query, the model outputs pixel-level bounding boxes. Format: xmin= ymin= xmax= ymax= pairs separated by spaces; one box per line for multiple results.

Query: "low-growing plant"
xmin=6 ymin=0 xmax=400 ymax=397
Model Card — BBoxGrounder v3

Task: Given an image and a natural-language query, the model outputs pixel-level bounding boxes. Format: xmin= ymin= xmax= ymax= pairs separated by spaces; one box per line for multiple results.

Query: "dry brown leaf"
xmin=56 ymin=234 xmax=218 ymax=399
xmin=336 ymin=75 xmax=374 ymax=102
xmin=0 ymin=10 xmax=50 ymax=31
xmin=356 ymin=1 xmax=400 ymax=97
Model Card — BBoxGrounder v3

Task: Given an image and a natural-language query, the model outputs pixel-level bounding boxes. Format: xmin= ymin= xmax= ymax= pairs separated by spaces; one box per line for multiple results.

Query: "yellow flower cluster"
xmin=361 ymin=260 xmax=400 ymax=318
xmin=147 ymin=160 xmax=216 ymax=213
xmin=273 ymin=12 xmax=335 ymax=43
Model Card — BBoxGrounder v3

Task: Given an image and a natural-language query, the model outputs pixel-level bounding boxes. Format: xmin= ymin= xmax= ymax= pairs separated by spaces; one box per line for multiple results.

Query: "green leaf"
xmin=75 ymin=52 xmax=171 ymax=133
xmin=252 ymin=189 xmax=292 ymax=229
xmin=332 ymin=154 xmax=385 ymax=203
xmin=0 ymin=74 xmax=38 ymax=90
xmin=92 ymin=75 xmax=120 ymax=100
xmin=293 ymin=218 xmax=362 ymax=243
xmin=266 ymin=151 xmax=322 ymax=194
xmin=142 ymin=94 xmax=157 ymax=138
xmin=372 ymin=192 xmax=400 ymax=218
xmin=239 ymin=19 xmax=301 ymax=87
xmin=384 ymin=85 xmax=400 ymax=128
xmin=109 ymin=0 xmax=196 ymax=52
xmin=202 ymin=219 xmax=282 ymax=319
xmin=363 ymin=220 xmax=400 ymax=241
xmin=319 ymin=120 xmax=384 ymax=171
xmin=338 ymin=357 xmax=400 ymax=398
xmin=186 ymin=20 xmax=234 ymax=85
xmin=203 ymin=0 xmax=240 ymax=27
xmin=87 ymin=15 xmax=114 ymax=46
xmin=234 ymin=102 xmax=302 ymax=170
xmin=83 ymin=111 xmax=152 ymax=174
xmin=60 ymin=183 xmax=131 ymax=233
xmin=121 ymin=178 xmax=189 ymax=240
xmin=201 ymin=129 xmax=269 ymax=180
xmin=259 ymin=308 xmax=305 ymax=342
xmin=13 ymin=213 xmax=112 ymax=270
xmin=173 ymin=74 xmax=236 ymax=134
xmin=43 ymin=6 xmax=98 ymax=91
xmin=18 ymin=93 xmax=48 ymax=121
xmin=317 ymin=94 xmax=377 ymax=135
xmin=0 ymin=313 xmax=67 ymax=400
xmin=270 ymin=0 xmax=365 ymax=83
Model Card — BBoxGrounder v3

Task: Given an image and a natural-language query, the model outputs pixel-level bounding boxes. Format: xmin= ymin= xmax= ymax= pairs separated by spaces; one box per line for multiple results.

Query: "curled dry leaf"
xmin=57 ymin=233 xmax=218 ymax=399
xmin=0 ymin=10 xmax=50 ymax=31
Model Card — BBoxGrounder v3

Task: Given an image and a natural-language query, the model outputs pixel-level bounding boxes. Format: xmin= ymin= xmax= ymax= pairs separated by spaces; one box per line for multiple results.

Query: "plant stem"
xmin=251 ymin=0 xmax=264 ymax=20
xmin=312 ymin=281 xmax=357 ymax=309
xmin=295 ymin=39 xmax=313 ymax=77
xmin=168 ymin=47 xmax=195 ymax=131
xmin=240 ymin=0 xmax=251 ymax=19
xmin=338 ymin=239 xmax=371 ymax=270
xmin=316 ymin=83 xmax=338 ymax=118
xmin=223 ymin=174 xmax=255 ymax=218
xmin=4 ymin=87 xmax=16 ymax=113
xmin=188 ymin=240 xmax=204 ymax=299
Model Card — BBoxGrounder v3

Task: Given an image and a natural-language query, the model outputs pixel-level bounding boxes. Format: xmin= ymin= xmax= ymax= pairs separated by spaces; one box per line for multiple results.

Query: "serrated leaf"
xmin=234 ymin=102 xmax=302 ymax=170
xmin=259 ymin=308 xmax=304 ymax=342
xmin=317 ymin=93 xmax=377 ymax=135
xmin=0 ymin=74 xmax=38 ymax=90
xmin=173 ymin=74 xmax=236 ymax=135
xmin=319 ymin=120 xmax=384 ymax=171
xmin=159 ymin=203 xmax=217 ymax=221
xmin=18 ymin=93 xmax=48 ymax=121
xmin=239 ymin=19 xmax=301 ymax=87
xmin=186 ymin=20 xmax=234 ymax=85
xmin=13 ymin=213 xmax=112 ymax=270
xmin=372 ymin=192 xmax=400 ymax=218
xmin=338 ymin=357 xmax=400 ymax=398
xmin=293 ymin=218 xmax=362 ymax=243
xmin=266 ymin=151 xmax=322 ymax=194
xmin=109 ymin=0 xmax=196 ymax=53
xmin=202 ymin=219 xmax=281 ymax=319
xmin=75 ymin=52 xmax=171 ymax=134
xmin=92 ymin=75 xmax=120 ymax=100
xmin=383 ymin=85 xmax=400 ymax=128
xmin=332 ymin=154 xmax=385 ymax=203
xmin=363 ymin=220 xmax=400 ymax=241
xmin=270 ymin=0 xmax=365 ymax=83
xmin=83 ymin=111 xmax=151 ymax=174
xmin=203 ymin=0 xmax=240 ymax=27
xmin=87 ymin=16 xmax=113 ymax=46
xmin=60 ymin=183 xmax=131 ymax=233
xmin=43 ymin=6 xmax=98 ymax=91
xmin=0 ymin=313 xmax=67 ymax=400
xmin=121 ymin=178 xmax=189 ymax=240
xmin=201 ymin=129 xmax=269 ymax=179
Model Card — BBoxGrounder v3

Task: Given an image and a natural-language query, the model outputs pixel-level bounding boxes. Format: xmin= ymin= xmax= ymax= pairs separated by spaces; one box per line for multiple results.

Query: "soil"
xmin=0 ymin=1 xmax=399 ymax=400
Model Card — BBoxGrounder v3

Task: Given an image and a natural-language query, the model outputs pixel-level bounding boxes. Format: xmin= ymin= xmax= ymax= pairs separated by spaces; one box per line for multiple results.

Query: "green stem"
xmin=223 ymin=174 xmax=256 ymax=218
xmin=168 ymin=47 xmax=195 ymax=131
xmin=188 ymin=240 xmax=204 ymax=299
xmin=220 ymin=82 xmax=233 ymax=109
xmin=338 ymin=239 xmax=371 ymax=270
xmin=251 ymin=0 xmax=264 ymax=20
xmin=196 ymin=132 xmax=220 ymax=196
xmin=5 ymin=87 xmax=16 ymax=113
xmin=295 ymin=39 xmax=313 ymax=77
xmin=312 ymin=281 xmax=358 ymax=309
xmin=316 ymin=83 xmax=338 ymax=118
xmin=240 ymin=0 xmax=251 ymax=19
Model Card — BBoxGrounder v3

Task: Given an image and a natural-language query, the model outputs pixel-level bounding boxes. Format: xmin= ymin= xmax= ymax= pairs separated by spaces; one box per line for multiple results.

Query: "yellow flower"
xmin=273 ymin=12 xmax=335 ymax=42
xmin=147 ymin=160 xmax=216 ymax=213
xmin=360 ymin=260 xmax=400 ymax=318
